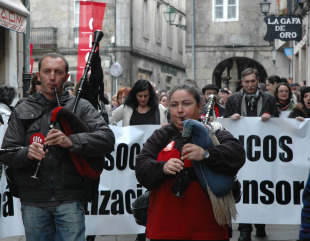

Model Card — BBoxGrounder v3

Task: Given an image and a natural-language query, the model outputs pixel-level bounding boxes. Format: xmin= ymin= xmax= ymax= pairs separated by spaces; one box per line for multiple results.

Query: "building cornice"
xmin=188 ymin=45 xmax=273 ymax=52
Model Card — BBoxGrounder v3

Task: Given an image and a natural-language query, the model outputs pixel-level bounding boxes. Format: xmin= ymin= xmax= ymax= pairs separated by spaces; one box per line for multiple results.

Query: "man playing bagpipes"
xmin=0 ymin=52 xmax=115 ymax=241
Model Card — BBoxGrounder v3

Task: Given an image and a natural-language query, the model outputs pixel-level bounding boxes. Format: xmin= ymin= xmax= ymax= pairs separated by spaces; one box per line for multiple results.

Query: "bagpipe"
xmin=172 ymin=94 xmax=240 ymax=226
xmin=4 ymin=30 xmax=106 ymax=202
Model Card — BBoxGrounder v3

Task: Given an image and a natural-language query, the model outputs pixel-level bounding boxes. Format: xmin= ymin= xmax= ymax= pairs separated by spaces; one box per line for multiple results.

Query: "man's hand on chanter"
xmin=45 ymin=129 xmax=73 ymax=148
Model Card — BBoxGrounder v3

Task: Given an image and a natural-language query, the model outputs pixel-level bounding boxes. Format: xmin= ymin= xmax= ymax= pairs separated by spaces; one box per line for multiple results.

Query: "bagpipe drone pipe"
xmin=51 ymin=30 xmax=106 ymax=202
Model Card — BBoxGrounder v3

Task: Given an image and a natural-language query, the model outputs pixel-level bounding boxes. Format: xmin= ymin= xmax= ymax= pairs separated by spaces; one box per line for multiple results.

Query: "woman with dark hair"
xmin=288 ymin=86 xmax=310 ymax=121
xmin=113 ymin=80 xmax=168 ymax=241
xmin=112 ymin=79 xmax=168 ymax=126
xmin=28 ymin=75 xmax=41 ymax=95
xmin=274 ymin=82 xmax=295 ymax=116
xmin=0 ymin=85 xmax=16 ymax=124
xmin=135 ymin=83 xmax=245 ymax=241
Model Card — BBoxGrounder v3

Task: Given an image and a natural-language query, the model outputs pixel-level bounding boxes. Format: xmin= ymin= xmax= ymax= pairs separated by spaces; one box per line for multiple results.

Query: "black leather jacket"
xmin=224 ymin=90 xmax=278 ymax=117
xmin=0 ymin=92 xmax=115 ymax=202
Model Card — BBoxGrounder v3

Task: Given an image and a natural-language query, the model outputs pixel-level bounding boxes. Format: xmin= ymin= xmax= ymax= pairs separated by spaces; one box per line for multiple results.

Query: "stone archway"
xmin=212 ymin=57 xmax=268 ymax=92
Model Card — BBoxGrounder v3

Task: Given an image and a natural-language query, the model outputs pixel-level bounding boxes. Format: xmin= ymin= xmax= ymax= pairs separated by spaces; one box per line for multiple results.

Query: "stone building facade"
xmin=0 ymin=0 xmax=30 ymax=99
xmin=115 ymin=0 xmax=187 ymax=92
xmin=287 ymin=0 xmax=310 ymax=84
xmin=185 ymin=0 xmax=292 ymax=91
xmin=30 ymin=0 xmax=187 ymax=98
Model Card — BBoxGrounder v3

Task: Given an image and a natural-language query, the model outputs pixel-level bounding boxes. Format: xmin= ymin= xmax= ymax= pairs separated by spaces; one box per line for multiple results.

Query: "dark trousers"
xmin=136 ymin=233 xmax=146 ymax=241
xmin=238 ymin=223 xmax=265 ymax=232
xmin=150 ymin=240 xmax=229 ymax=241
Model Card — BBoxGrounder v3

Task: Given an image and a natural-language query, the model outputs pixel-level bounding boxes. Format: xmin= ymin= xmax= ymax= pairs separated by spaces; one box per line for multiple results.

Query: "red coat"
xmin=136 ymin=123 xmax=245 ymax=240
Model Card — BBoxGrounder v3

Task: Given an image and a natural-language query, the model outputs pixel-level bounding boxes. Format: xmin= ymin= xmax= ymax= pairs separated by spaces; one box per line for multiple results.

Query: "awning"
xmin=0 ymin=0 xmax=30 ymax=34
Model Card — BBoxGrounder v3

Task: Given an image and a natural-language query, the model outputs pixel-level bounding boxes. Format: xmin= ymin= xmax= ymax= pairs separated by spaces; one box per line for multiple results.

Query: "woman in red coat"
xmin=135 ymin=83 xmax=245 ymax=241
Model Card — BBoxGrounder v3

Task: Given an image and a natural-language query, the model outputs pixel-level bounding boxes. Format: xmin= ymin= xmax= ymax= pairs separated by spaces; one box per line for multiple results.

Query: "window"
xmin=74 ymin=1 xmax=81 ymax=47
xmin=143 ymin=0 xmax=149 ymax=40
xmin=167 ymin=13 xmax=173 ymax=50
xmin=74 ymin=0 xmax=80 ymax=28
xmin=178 ymin=16 xmax=184 ymax=53
xmin=155 ymin=2 xmax=162 ymax=45
xmin=138 ymin=70 xmax=151 ymax=80
xmin=165 ymin=76 xmax=172 ymax=90
xmin=213 ymin=0 xmax=239 ymax=22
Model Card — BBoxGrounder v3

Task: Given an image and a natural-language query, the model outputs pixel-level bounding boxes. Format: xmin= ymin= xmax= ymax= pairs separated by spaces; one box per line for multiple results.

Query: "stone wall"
xmin=185 ymin=0 xmax=290 ymax=90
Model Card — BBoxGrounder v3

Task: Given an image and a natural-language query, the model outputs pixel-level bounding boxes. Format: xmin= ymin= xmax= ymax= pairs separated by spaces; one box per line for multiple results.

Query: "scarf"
xmin=214 ymin=104 xmax=220 ymax=117
xmin=241 ymin=89 xmax=262 ymax=116
xmin=276 ymin=97 xmax=296 ymax=113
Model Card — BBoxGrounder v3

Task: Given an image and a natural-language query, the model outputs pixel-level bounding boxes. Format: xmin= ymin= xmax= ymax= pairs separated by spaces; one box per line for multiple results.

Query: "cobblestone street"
xmin=0 ymin=224 xmax=300 ymax=241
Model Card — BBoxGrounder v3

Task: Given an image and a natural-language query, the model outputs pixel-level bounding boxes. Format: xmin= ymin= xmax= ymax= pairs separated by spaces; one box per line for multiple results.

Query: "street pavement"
xmin=0 ymin=224 xmax=300 ymax=241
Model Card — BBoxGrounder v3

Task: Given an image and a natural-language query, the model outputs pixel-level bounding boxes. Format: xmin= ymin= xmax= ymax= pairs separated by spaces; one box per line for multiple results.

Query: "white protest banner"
xmin=0 ymin=119 xmax=307 ymax=238
xmin=218 ymin=117 xmax=307 ymax=224
xmin=84 ymin=125 xmax=159 ymax=235
xmin=0 ymin=124 xmax=159 ymax=238
xmin=0 ymin=171 xmax=24 ymax=238
xmin=0 ymin=124 xmax=24 ymax=238
xmin=0 ymin=124 xmax=7 ymax=147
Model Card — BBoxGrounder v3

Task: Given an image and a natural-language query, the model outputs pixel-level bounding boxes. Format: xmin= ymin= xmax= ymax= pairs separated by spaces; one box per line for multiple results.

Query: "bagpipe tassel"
xmin=182 ymin=119 xmax=238 ymax=226
xmin=208 ymin=187 xmax=237 ymax=226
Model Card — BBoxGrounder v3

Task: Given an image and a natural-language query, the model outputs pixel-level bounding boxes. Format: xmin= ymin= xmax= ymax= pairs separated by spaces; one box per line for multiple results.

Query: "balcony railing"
xmin=30 ymin=27 xmax=57 ymax=50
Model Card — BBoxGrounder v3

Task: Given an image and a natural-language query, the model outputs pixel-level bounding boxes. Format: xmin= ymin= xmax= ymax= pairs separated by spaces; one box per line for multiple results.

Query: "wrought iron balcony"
xmin=30 ymin=27 xmax=57 ymax=50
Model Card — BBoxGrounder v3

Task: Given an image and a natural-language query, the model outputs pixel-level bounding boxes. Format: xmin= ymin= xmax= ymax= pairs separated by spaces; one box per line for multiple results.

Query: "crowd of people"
xmin=0 ymin=54 xmax=309 ymax=241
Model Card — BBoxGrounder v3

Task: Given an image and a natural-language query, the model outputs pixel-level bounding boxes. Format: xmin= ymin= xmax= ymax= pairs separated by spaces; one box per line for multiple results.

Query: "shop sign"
xmin=264 ymin=15 xmax=302 ymax=42
xmin=0 ymin=7 xmax=27 ymax=33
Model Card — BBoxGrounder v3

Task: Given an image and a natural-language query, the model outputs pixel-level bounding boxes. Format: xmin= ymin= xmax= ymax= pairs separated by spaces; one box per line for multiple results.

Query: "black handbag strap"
xmin=155 ymin=107 xmax=160 ymax=124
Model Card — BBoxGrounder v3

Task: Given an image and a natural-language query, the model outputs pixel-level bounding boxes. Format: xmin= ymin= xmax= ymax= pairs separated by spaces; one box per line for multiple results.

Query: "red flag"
xmin=77 ymin=2 xmax=106 ymax=81
xmin=30 ymin=43 xmax=34 ymax=74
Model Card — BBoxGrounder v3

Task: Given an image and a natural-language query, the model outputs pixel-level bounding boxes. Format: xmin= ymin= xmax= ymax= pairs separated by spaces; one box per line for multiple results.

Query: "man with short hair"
xmin=224 ymin=68 xmax=278 ymax=241
xmin=199 ymin=84 xmax=225 ymax=121
xmin=0 ymin=52 xmax=115 ymax=241
xmin=266 ymin=75 xmax=281 ymax=95
xmin=219 ymin=89 xmax=230 ymax=107
xmin=224 ymin=68 xmax=278 ymax=121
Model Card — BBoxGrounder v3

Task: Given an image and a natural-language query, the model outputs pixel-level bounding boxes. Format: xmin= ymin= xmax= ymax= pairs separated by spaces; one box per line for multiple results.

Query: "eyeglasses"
xmin=278 ymin=90 xmax=289 ymax=93
xmin=205 ymin=92 xmax=217 ymax=95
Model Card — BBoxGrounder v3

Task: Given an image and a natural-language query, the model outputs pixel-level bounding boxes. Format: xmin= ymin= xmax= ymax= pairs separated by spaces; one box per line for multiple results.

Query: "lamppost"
xmin=163 ymin=4 xmax=195 ymax=80
xmin=260 ymin=0 xmax=271 ymax=15
xmin=164 ymin=6 xmax=187 ymax=31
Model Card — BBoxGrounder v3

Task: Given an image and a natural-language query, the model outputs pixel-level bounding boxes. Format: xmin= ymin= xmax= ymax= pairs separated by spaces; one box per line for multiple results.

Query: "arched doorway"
xmin=212 ymin=57 xmax=268 ymax=92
